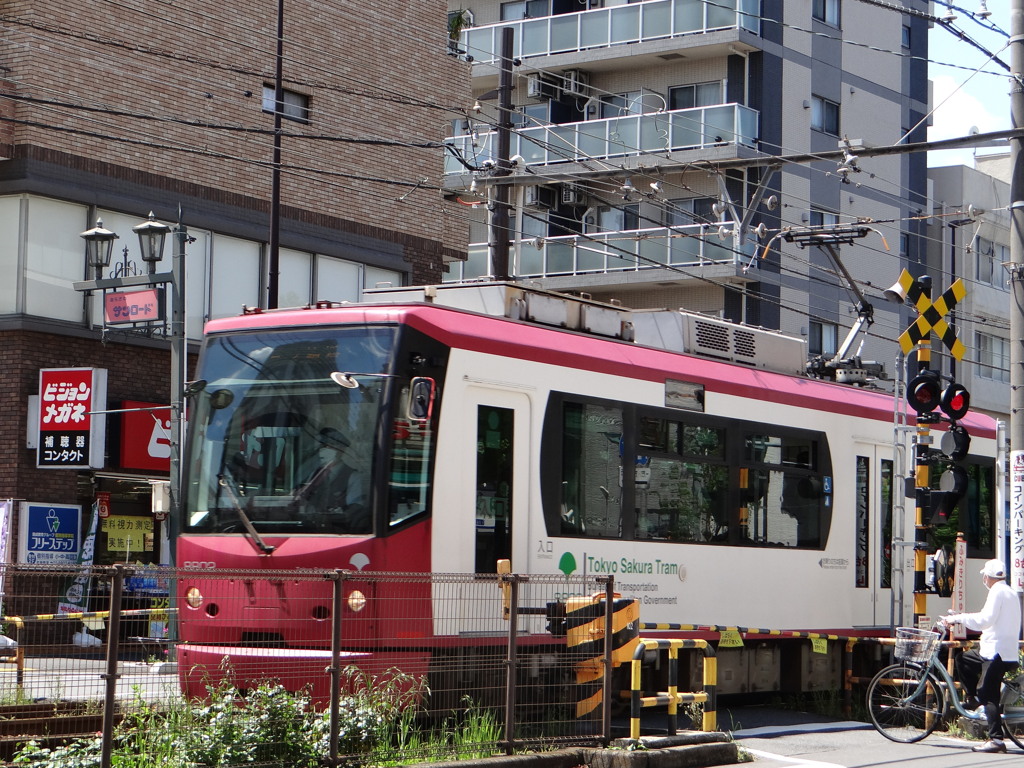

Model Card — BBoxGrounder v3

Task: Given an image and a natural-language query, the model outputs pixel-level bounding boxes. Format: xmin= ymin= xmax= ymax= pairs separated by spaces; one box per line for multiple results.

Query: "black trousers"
xmin=957 ymin=649 xmax=1018 ymax=740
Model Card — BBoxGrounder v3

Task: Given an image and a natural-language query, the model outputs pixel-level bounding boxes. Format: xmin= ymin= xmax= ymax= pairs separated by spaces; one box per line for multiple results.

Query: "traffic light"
xmin=930 ymin=464 xmax=969 ymax=525
xmin=941 ymin=383 xmax=970 ymax=421
xmin=906 ymin=370 xmax=942 ymax=414
xmin=930 ymin=390 xmax=971 ymax=525
xmin=906 ymin=371 xmax=971 ymax=423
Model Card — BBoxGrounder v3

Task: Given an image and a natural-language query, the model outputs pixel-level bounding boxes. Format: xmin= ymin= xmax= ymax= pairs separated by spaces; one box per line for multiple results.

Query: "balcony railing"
xmin=444 ymin=104 xmax=757 ymax=174
xmin=444 ymin=223 xmax=755 ymax=282
xmin=461 ymin=0 xmax=759 ymax=64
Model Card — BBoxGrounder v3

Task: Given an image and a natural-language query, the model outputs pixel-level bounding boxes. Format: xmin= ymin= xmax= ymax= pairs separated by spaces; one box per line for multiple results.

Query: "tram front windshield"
xmin=183 ymin=326 xmax=397 ymax=536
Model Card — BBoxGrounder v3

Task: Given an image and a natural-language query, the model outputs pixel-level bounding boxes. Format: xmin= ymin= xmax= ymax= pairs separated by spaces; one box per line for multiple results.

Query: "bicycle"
xmin=866 ymin=625 xmax=1024 ymax=746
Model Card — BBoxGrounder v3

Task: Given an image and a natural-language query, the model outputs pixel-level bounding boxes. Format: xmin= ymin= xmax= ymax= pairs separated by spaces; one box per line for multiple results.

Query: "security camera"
xmin=510 ymin=154 xmax=525 ymax=167
xmin=481 ymin=159 xmax=496 ymax=169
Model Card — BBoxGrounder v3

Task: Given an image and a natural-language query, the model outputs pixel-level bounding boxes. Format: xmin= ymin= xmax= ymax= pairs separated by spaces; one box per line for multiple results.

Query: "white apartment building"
xmin=443 ymin=0 xmax=932 ymax=378
xmin=927 ymin=157 xmax=1012 ymax=422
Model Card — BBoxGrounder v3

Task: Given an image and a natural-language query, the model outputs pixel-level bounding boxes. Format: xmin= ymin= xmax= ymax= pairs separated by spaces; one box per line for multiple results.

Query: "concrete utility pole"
xmin=490 ymin=26 xmax=514 ymax=281
xmin=1010 ymin=0 xmax=1024 ymax=592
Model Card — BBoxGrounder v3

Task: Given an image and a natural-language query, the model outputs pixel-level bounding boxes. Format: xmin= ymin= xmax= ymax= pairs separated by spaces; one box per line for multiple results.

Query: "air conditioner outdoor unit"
xmin=524 ymin=185 xmax=557 ymax=208
xmin=561 ymin=184 xmax=586 ymax=206
xmin=527 ymin=74 xmax=558 ymax=100
xmin=561 ymin=69 xmax=590 ymax=98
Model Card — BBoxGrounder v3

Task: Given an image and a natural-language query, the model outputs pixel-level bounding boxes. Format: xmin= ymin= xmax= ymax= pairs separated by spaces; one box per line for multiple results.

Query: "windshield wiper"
xmin=216 ymin=469 xmax=276 ymax=555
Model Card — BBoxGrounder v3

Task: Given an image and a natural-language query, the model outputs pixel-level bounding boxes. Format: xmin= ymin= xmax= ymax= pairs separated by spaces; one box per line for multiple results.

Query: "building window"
xmin=976 ymin=332 xmax=1010 ymax=382
xmin=599 ymin=92 xmax=644 ymax=118
xmin=262 ymin=86 xmax=310 ymax=123
xmin=813 ymin=0 xmax=840 ymax=25
xmin=809 ymin=208 xmax=839 ymax=228
xmin=668 ymin=82 xmax=723 ymax=110
xmin=809 ymin=321 xmax=838 ymax=356
xmin=501 ymin=0 xmax=549 ymax=20
xmin=975 ymin=237 xmax=1007 ymax=288
xmin=513 ymin=102 xmax=551 ymax=128
xmin=901 ymin=24 xmax=911 ymax=48
xmin=811 ymin=96 xmax=840 ymax=136
xmin=598 ymin=203 xmax=640 ymax=232
xmin=666 ymin=197 xmax=716 ymax=226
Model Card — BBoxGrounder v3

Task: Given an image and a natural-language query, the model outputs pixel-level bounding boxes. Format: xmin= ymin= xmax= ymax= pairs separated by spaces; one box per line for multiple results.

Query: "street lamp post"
xmin=76 ymin=212 xmax=188 ymax=563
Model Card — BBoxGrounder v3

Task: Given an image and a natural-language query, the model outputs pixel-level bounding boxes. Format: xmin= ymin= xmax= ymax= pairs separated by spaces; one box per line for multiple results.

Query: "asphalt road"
xmin=730 ymin=709 xmax=1016 ymax=768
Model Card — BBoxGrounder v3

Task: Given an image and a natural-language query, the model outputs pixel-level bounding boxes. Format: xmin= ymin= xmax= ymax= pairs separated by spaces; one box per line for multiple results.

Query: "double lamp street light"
xmin=75 ymin=212 xmax=188 ymax=559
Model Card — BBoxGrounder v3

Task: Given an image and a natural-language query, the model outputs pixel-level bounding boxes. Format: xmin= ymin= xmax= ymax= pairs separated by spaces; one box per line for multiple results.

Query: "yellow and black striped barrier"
xmin=566 ymin=594 xmax=639 ymax=718
xmin=0 ymin=607 xmax=176 ymax=628
xmin=628 ymin=638 xmax=716 ymax=740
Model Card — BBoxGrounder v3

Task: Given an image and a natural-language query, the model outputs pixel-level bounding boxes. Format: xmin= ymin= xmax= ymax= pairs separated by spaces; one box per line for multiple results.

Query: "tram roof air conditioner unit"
xmin=525 ymin=185 xmax=557 ymax=208
xmin=561 ymin=69 xmax=590 ymax=98
xmin=527 ymin=74 xmax=558 ymax=100
xmin=561 ymin=184 xmax=586 ymax=206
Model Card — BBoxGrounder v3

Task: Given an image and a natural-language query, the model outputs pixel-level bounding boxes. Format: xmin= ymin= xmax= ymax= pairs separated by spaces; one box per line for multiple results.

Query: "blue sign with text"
xmin=20 ymin=504 xmax=81 ymax=565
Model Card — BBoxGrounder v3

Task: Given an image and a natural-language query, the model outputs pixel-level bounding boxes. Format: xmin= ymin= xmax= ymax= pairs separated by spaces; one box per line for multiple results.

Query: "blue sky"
xmin=927 ymin=7 xmax=1013 ymax=167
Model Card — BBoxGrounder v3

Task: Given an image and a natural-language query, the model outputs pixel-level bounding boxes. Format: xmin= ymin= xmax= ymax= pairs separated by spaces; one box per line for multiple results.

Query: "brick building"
xmin=0 ymin=1 xmax=468 ymax=581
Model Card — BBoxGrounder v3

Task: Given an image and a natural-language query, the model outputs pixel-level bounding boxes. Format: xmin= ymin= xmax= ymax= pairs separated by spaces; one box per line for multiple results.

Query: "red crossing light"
xmin=906 ymin=371 xmax=941 ymax=414
xmin=940 ymin=383 xmax=970 ymax=421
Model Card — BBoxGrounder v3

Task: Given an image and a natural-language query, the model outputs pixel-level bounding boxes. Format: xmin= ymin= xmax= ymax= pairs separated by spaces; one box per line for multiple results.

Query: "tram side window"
xmin=561 ymin=402 xmax=623 ymax=538
xmin=388 ymin=383 xmax=433 ymax=528
xmin=741 ymin=433 xmax=825 ymax=548
xmin=636 ymin=419 xmax=729 ymax=542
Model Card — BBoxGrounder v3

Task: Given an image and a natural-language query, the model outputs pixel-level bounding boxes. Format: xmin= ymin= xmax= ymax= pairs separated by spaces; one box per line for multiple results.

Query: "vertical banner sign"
xmin=18 ymin=503 xmax=81 ymax=565
xmin=952 ymin=537 xmax=967 ymax=639
xmin=58 ymin=502 xmax=99 ymax=615
xmin=1011 ymin=451 xmax=1024 ymax=592
xmin=37 ymin=368 xmax=108 ymax=469
xmin=0 ymin=500 xmax=11 ymax=617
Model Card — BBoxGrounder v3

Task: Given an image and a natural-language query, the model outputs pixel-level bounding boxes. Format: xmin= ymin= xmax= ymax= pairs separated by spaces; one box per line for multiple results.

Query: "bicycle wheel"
xmin=1000 ymin=674 xmax=1024 ymax=750
xmin=867 ymin=663 xmax=947 ymax=743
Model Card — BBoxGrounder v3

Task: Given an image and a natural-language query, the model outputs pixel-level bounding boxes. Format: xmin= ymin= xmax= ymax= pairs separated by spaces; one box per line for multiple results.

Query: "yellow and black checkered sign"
xmin=894 ymin=269 xmax=966 ymax=360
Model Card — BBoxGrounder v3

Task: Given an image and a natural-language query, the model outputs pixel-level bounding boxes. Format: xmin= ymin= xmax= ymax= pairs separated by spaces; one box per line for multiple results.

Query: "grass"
xmin=10 ymin=666 xmax=509 ymax=768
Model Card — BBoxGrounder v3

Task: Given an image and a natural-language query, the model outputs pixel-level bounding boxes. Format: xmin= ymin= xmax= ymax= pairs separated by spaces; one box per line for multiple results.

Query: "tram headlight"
xmin=185 ymin=586 xmax=204 ymax=609
xmin=347 ymin=590 xmax=367 ymax=612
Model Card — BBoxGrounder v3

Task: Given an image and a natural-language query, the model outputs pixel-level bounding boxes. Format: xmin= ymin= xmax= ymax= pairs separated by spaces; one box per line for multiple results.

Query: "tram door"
xmin=471 ymin=390 xmax=531 ymax=574
xmin=854 ymin=443 xmax=897 ymax=626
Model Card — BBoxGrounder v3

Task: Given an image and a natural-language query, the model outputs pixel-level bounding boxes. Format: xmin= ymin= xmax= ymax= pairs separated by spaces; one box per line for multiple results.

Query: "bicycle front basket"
xmin=894 ymin=627 xmax=940 ymax=662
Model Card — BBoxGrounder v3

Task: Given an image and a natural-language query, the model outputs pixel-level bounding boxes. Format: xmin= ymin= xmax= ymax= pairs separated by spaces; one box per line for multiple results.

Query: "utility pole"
xmin=267 ymin=0 xmax=285 ymax=309
xmin=490 ymin=26 xmax=514 ymax=281
xmin=1010 ymin=0 xmax=1024 ymax=592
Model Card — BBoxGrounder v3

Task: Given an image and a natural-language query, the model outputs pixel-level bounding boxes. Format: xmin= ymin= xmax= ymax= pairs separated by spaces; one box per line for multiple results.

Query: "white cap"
xmin=980 ymin=559 xmax=1006 ymax=579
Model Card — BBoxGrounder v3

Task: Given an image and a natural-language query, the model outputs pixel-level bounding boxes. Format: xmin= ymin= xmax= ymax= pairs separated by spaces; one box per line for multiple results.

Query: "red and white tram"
xmin=176 ymin=282 xmax=1001 ymax=695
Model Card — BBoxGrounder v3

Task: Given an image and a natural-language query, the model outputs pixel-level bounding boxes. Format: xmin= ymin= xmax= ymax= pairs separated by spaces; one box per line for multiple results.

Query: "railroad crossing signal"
xmin=889 ymin=269 xmax=967 ymax=360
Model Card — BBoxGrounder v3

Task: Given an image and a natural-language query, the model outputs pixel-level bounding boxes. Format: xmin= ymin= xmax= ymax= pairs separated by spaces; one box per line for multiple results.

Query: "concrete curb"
xmin=404 ymin=733 xmax=739 ymax=768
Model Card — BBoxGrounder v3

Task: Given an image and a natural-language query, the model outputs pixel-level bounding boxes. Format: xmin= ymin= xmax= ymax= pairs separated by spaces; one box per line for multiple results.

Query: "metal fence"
xmin=0 ymin=564 xmax=645 ymax=768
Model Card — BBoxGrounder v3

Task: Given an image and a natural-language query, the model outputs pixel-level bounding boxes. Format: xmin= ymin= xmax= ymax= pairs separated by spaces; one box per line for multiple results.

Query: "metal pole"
xmin=602 ymin=577 xmax=614 ymax=746
xmin=169 ymin=221 xmax=186 ymax=566
xmin=502 ymin=575 xmax=520 ymax=755
xmin=490 ymin=27 xmax=514 ymax=281
xmin=267 ymin=0 xmax=284 ymax=309
xmin=1010 ymin=0 xmax=1024 ymax=594
xmin=100 ymin=565 xmax=125 ymax=768
xmin=912 ymin=278 xmax=932 ymax=628
xmin=328 ymin=571 xmax=344 ymax=768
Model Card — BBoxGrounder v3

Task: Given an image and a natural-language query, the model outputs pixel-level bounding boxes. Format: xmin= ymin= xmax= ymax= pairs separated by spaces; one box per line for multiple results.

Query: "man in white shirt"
xmin=941 ymin=559 xmax=1022 ymax=753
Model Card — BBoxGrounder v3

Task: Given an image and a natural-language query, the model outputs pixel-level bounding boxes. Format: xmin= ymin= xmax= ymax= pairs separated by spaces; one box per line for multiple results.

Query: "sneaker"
xmin=972 ymin=740 xmax=1007 ymax=753
xmin=964 ymin=696 xmax=982 ymax=711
